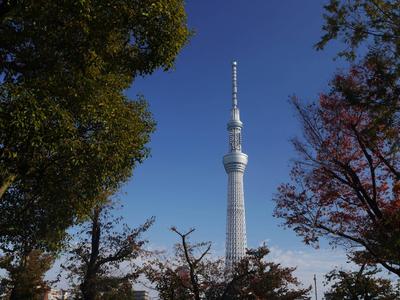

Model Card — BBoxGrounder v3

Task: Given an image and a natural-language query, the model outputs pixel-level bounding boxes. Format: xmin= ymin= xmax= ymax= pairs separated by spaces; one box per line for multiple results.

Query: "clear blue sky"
xmin=119 ymin=0 xmax=353 ymax=291
xmin=123 ymin=0 xmax=346 ymax=249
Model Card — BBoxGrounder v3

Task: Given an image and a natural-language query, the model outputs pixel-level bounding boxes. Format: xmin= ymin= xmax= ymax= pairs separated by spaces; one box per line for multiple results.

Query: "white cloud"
xmin=268 ymin=245 xmax=350 ymax=296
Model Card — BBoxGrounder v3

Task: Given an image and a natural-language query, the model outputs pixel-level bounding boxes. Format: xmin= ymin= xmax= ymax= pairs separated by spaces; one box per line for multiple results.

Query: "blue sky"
xmin=123 ymin=0 xmax=347 ymax=247
xmin=111 ymin=0 xmax=357 ymax=292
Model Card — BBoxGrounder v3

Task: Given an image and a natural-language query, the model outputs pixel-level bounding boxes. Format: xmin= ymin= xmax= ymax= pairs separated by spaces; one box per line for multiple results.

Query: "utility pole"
xmin=314 ymin=274 xmax=318 ymax=300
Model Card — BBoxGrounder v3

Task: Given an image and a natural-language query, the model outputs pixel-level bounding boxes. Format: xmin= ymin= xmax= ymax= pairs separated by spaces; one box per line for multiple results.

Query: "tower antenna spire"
xmin=232 ymin=61 xmax=238 ymax=107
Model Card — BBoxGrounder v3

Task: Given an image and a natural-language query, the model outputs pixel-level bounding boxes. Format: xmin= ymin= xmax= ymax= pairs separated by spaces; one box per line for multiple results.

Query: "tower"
xmin=223 ymin=61 xmax=248 ymax=267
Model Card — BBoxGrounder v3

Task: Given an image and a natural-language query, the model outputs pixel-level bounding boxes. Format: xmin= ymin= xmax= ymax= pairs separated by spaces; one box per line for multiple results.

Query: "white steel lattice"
xmin=223 ymin=61 xmax=248 ymax=268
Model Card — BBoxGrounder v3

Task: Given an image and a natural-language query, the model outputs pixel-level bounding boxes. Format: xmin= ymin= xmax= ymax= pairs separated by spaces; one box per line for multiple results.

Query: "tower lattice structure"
xmin=223 ymin=61 xmax=248 ymax=268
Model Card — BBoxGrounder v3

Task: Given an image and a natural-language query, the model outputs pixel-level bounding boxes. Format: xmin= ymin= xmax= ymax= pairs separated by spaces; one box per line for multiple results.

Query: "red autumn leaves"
xmin=274 ymin=59 xmax=400 ymax=276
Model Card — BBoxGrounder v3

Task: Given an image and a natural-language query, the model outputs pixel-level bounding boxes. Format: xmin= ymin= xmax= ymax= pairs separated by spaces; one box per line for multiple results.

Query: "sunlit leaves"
xmin=0 ymin=0 xmax=189 ymax=254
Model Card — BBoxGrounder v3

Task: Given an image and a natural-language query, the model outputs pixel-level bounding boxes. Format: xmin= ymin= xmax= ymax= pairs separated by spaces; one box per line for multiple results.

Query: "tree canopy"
xmin=316 ymin=0 xmax=400 ymax=64
xmin=0 ymin=0 xmax=190 ymax=84
xmin=317 ymin=0 xmax=400 ymax=141
xmin=0 ymin=0 xmax=189 ymax=252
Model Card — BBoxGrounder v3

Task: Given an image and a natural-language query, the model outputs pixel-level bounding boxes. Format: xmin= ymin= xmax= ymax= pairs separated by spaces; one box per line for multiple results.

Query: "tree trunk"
xmin=81 ymin=207 xmax=101 ymax=300
xmin=81 ymin=275 xmax=98 ymax=300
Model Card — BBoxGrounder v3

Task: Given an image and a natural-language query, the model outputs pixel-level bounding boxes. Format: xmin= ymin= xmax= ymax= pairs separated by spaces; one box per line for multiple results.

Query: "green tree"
xmin=0 ymin=0 xmax=189 ymax=252
xmin=324 ymin=265 xmax=400 ymax=299
xmin=0 ymin=92 xmax=155 ymax=251
xmin=0 ymin=0 xmax=190 ymax=85
xmin=316 ymin=0 xmax=400 ymax=63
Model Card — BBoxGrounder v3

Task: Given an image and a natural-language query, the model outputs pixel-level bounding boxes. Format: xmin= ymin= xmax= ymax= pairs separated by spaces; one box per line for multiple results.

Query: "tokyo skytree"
xmin=223 ymin=61 xmax=248 ymax=268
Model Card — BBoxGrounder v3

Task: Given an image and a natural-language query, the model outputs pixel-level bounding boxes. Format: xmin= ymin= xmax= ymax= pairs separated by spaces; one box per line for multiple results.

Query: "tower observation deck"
xmin=223 ymin=61 xmax=248 ymax=268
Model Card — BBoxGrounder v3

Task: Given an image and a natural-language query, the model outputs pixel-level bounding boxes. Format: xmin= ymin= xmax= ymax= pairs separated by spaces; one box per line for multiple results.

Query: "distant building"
xmin=133 ymin=290 xmax=149 ymax=300
xmin=42 ymin=288 xmax=68 ymax=300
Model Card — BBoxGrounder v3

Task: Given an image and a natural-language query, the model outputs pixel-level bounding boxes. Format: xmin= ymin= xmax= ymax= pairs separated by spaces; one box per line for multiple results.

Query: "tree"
xmin=0 ymin=0 xmax=189 ymax=252
xmin=324 ymin=265 xmax=400 ymax=299
xmin=316 ymin=0 xmax=400 ymax=63
xmin=62 ymin=202 xmax=154 ymax=300
xmin=0 ymin=0 xmax=189 ymax=203
xmin=146 ymin=227 xmax=225 ymax=300
xmin=99 ymin=279 xmax=136 ymax=300
xmin=0 ymin=0 xmax=188 ymax=296
xmin=0 ymin=94 xmax=155 ymax=252
xmin=316 ymin=0 xmax=400 ymax=145
xmin=146 ymin=228 xmax=310 ymax=300
xmin=0 ymin=0 xmax=190 ymax=85
xmin=221 ymin=246 xmax=310 ymax=300
xmin=0 ymin=249 xmax=54 ymax=300
xmin=274 ymin=64 xmax=400 ymax=276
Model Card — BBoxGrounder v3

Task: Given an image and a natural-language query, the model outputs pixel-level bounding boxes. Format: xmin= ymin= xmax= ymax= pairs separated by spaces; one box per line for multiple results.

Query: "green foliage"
xmin=324 ymin=265 xmax=400 ymax=299
xmin=0 ymin=0 xmax=189 ymax=253
xmin=0 ymin=85 xmax=155 ymax=253
xmin=316 ymin=0 xmax=400 ymax=63
xmin=0 ymin=0 xmax=190 ymax=85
